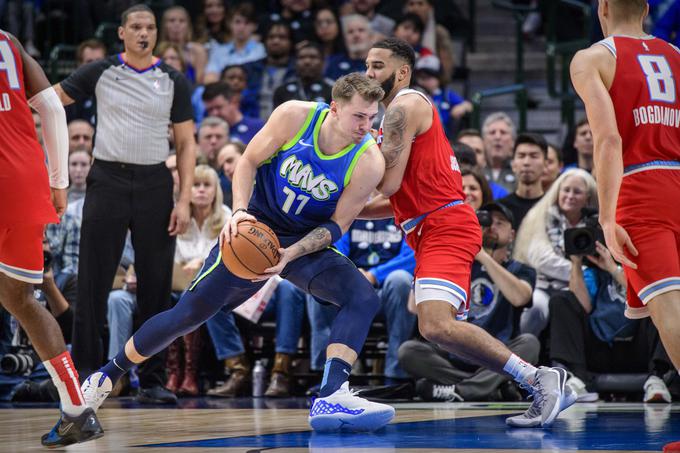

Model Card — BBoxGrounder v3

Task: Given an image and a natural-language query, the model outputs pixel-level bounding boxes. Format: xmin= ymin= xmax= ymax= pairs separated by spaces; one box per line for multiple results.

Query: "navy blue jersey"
xmin=249 ymin=102 xmax=375 ymax=238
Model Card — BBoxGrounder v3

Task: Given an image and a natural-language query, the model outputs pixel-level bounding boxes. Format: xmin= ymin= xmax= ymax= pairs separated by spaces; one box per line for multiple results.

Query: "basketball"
xmin=221 ymin=221 xmax=281 ymax=279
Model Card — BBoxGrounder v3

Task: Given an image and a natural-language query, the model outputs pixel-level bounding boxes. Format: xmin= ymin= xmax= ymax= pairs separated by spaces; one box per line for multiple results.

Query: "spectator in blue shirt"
xmin=204 ymin=3 xmax=266 ymax=83
xmin=413 ymin=55 xmax=472 ymax=133
xmin=307 ymin=217 xmax=417 ymax=383
xmin=202 ymin=82 xmax=265 ymax=145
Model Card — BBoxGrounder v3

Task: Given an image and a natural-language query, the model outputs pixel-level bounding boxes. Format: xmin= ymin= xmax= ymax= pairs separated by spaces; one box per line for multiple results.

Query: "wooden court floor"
xmin=0 ymin=399 xmax=677 ymax=452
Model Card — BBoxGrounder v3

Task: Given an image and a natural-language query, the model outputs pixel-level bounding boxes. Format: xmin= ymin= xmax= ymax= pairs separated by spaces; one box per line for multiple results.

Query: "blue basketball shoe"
xmin=308 ymin=382 xmax=395 ymax=432
xmin=41 ymin=407 xmax=104 ymax=448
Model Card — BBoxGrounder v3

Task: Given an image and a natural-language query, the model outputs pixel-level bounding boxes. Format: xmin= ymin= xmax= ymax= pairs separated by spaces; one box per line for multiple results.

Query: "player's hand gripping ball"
xmin=221 ymin=220 xmax=281 ymax=279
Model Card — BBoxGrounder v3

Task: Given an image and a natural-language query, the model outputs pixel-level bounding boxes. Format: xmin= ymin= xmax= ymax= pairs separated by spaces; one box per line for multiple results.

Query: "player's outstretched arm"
xmin=570 ymin=47 xmax=638 ymax=268
xmin=221 ymin=101 xmax=317 ymax=244
xmin=377 ymin=94 xmax=430 ymax=197
xmin=254 ymin=145 xmax=385 ymax=280
xmin=9 ymin=32 xmax=69 ymax=215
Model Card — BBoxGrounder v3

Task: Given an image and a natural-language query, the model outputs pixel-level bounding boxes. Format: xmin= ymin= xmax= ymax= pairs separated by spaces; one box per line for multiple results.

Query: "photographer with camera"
xmin=513 ymin=169 xmax=598 ymax=337
xmin=548 ymin=240 xmax=673 ymax=403
xmin=399 ymin=202 xmax=539 ymax=402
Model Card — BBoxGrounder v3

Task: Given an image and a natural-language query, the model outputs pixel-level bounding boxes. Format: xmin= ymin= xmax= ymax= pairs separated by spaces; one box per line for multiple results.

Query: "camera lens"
xmin=0 ymin=354 xmax=20 ymax=374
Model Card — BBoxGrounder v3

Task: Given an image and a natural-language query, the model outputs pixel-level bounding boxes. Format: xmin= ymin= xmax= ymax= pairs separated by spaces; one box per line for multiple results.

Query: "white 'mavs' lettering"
xmin=279 ymin=155 xmax=339 ymax=201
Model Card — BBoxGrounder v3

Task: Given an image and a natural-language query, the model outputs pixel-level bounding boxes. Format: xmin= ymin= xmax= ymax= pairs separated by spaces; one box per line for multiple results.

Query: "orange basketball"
xmin=221 ymin=221 xmax=281 ymax=279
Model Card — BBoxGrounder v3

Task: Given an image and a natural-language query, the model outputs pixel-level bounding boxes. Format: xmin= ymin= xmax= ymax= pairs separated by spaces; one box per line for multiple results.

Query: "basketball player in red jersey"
xmin=571 ymin=0 xmax=680 ymax=374
xmin=0 ymin=31 xmax=103 ymax=446
xmin=364 ymin=38 xmax=575 ymax=427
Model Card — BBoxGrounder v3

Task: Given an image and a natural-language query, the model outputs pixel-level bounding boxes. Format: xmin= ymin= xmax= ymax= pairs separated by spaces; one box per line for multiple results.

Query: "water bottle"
xmin=252 ymin=360 xmax=266 ymax=397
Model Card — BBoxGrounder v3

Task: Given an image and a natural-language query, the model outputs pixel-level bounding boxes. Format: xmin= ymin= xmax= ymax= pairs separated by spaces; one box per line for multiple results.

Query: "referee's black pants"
xmin=72 ymin=159 xmax=175 ymax=388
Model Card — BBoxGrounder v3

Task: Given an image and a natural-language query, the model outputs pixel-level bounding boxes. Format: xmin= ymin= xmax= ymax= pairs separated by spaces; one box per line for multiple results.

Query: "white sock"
xmin=43 ymin=352 xmax=86 ymax=416
xmin=503 ymin=353 xmax=538 ymax=387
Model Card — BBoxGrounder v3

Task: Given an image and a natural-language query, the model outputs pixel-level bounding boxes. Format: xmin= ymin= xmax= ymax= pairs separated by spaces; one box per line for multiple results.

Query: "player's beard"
xmin=380 ymin=71 xmax=397 ymax=98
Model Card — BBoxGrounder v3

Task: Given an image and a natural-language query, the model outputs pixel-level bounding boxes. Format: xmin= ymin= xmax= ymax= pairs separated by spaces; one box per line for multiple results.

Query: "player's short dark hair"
xmin=371 ymin=38 xmax=416 ymax=72
xmin=76 ymin=39 xmax=106 ymax=64
xmin=203 ymin=82 xmax=237 ymax=102
xmin=121 ymin=4 xmax=155 ymax=26
xmin=332 ymin=72 xmax=384 ymax=104
xmin=457 ymin=128 xmax=482 ymax=140
xmin=396 ymin=13 xmax=425 ymax=36
xmin=513 ymin=132 xmax=548 ymax=158
xmin=611 ymin=0 xmax=647 ymax=19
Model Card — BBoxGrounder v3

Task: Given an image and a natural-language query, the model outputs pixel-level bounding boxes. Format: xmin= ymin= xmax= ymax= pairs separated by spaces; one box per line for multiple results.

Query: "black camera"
xmin=476 ymin=210 xmax=492 ymax=228
xmin=0 ymin=348 xmax=39 ymax=375
xmin=564 ymin=208 xmax=605 ymax=256
xmin=43 ymin=250 xmax=53 ymax=271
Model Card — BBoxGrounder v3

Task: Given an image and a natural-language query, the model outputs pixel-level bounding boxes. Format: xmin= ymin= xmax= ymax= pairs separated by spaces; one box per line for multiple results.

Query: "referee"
xmin=54 ymin=4 xmax=195 ymax=403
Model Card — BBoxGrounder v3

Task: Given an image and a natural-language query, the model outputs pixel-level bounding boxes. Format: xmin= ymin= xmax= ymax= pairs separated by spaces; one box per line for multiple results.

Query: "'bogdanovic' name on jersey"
xmin=279 ymin=154 xmax=339 ymax=201
xmin=632 ymin=104 xmax=680 ymax=127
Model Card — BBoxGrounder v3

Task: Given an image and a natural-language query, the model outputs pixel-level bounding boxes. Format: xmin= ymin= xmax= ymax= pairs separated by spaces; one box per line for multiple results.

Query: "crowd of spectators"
xmin=0 ymin=0 xmax=676 ymax=406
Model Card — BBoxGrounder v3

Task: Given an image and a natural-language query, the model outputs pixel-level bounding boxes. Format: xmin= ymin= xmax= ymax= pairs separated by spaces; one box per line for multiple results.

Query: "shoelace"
xmin=432 ymin=384 xmax=461 ymax=402
xmin=518 ymin=381 xmax=543 ymax=418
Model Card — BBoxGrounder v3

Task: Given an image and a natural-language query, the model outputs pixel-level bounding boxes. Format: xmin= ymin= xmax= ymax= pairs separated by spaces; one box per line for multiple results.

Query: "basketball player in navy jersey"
xmin=80 ymin=73 xmax=397 ymax=432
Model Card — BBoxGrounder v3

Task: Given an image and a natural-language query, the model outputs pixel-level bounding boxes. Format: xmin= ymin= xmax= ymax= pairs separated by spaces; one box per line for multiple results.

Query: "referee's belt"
xmin=623 ymin=160 xmax=680 ymax=176
xmin=400 ymin=200 xmax=463 ymax=235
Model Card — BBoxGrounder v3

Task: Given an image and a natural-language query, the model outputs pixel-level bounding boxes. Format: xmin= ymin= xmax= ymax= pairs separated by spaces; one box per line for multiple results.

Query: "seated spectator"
xmin=67 ymin=119 xmax=94 ymax=154
xmin=325 ymin=15 xmax=374 ymax=80
xmin=549 ymin=242 xmax=672 ymax=403
xmin=571 ymin=118 xmax=594 ymax=173
xmin=497 ymin=133 xmax=548 ymax=229
xmin=197 ymin=116 xmax=230 ymax=168
xmin=542 ymin=143 xmax=564 ymax=192
xmin=393 ymin=13 xmax=434 ymax=58
xmin=457 ymin=129 xmax=487 ymax=169
xmin=65 ymin=39 xmax=106 ymax=125
xmin=273 ymin=42 xmax=334 ymax=109
xmin=349 ymin=0 xmax=395 ymax=37
xmin=461 ymin=167 xmax=493 ymax=211
xmin=413 ymin=56 xmax=472 ymax=133
xmin=243 ymin=22 xmax=295 ymax=119
xmin=404 ymin=0 xmax=456 ymax=82
xmin=156 ymin=41 xmax=187 ymax=74
xmin=513 ymin=169 xmax=598 ymax=337
xmin=313 ymin=7 xmax=347 ymax=63
xmin=482 ymin=112 xmax=517 ymax=192
xmin=194 ymin=0 xmax=230 ymax=47
xmin=204 ymin=3 xmax=266 ymax=83
xmin=67 ymin=150 xmax=91 ymax=204
xmin=216 ymin=141 xmax=245 ymax=208
xmin=205 ymin=281 xmax=307 ymax=397
xmin=400 ymin=202 xmax=538 ymax=401
xmin=306 ymin=216 xmax=417 ymax=383
xmin=259 ymin=0 xmax=316 ymax=44
xmin=222 ymin=65 xmax=260 ymax=119
xmin=159 ymin=6 xmax=208 ymax=85
xmin=203 ymin=82 xmax=265 ymax=144
xmin=44 ymin=208 xmax=81 ymax=291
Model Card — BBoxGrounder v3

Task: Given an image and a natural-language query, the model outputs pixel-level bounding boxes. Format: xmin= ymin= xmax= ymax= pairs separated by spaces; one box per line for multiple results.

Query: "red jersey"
xmin=0 ymin=31 xmax=56 ymax=227
xmin=601 ymin=36 xmax=680 ymax=170
xmin=378 ymin=89 xmax=465 ymax=226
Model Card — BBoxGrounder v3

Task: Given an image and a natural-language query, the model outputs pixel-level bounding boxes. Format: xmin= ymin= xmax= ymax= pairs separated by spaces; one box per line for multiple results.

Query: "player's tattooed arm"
xmin=292 ymin=226 xmax=332 ymax=257
xmin=381 ymin=106 xmax=407 ymax=169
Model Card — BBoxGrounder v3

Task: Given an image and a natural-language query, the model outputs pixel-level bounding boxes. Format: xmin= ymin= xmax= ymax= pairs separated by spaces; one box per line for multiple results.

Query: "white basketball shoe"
xmin=506 ymin=366 xmax=577 ymax=428
xmin=81 ymin=372 xmax=113 ymax=412
xmin=309 ymin=382 xmax=395 ymax=432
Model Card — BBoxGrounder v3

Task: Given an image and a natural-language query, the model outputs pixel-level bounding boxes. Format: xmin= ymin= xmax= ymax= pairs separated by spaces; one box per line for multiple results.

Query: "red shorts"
xmin=405 ymin=203 xmax=482 ymax=320
xmin=618 ymin=170 xmax=680 ymax=318
xmin=0 ymin=225 xmax=44 ymax=284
